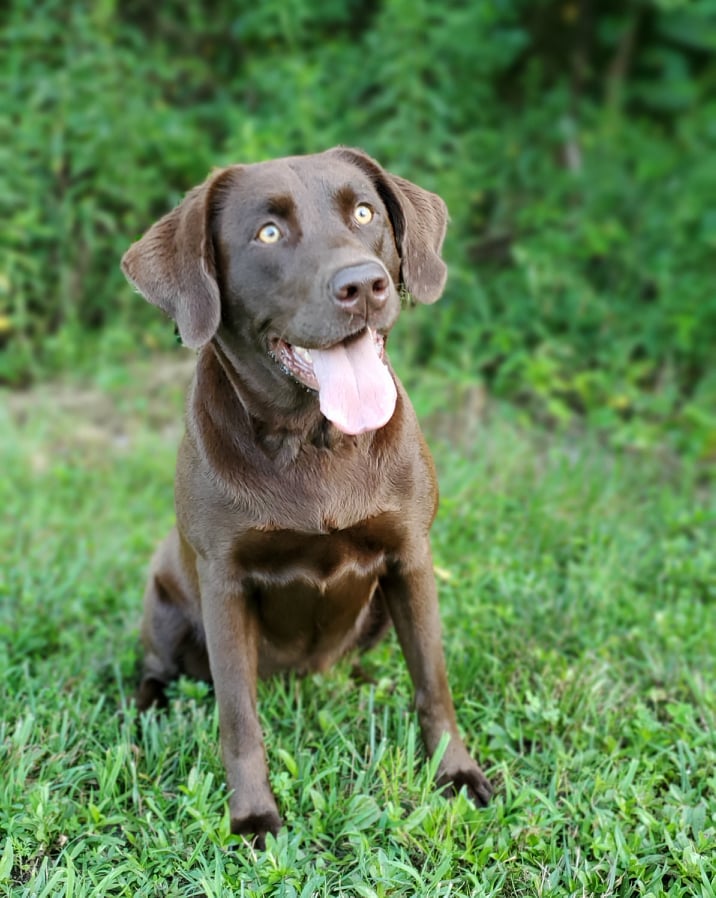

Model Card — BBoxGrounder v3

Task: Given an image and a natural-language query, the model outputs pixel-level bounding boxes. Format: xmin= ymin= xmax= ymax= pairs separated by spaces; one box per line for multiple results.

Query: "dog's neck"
xmin=201 ymin=338 xmax=348 ymax=461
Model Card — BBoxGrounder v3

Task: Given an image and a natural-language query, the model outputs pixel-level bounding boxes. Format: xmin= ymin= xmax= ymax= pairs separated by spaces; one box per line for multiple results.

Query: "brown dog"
xmin=121 ymin=147 xmax=492 ymax=845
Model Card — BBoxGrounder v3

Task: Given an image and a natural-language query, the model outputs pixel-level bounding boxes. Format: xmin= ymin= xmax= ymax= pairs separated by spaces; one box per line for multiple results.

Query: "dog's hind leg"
xmin=135 ymin=527 xmax=210 ymax=710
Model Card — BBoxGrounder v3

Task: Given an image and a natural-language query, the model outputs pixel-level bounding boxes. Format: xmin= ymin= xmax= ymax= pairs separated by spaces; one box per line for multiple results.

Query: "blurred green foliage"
xmin=1 ymin=0 xmax=715 ymax=456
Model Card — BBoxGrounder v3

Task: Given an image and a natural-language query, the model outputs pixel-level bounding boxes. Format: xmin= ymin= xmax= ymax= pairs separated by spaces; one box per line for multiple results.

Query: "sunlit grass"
xmin=1 ymin=355 xmax=714 ymax=896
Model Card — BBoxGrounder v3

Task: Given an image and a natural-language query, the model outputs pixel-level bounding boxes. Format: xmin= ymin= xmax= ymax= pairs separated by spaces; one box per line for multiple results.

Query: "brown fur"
xmin=122 ymin=147 xmax=492 ymax=846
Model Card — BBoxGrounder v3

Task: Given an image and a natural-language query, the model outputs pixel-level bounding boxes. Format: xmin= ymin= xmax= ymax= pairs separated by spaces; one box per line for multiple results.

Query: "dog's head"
xmin=121 ymin=147 xmax=448 ymax=435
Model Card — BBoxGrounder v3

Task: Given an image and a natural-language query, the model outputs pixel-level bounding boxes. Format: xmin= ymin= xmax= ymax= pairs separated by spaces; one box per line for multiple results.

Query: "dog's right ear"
xmin=121 ymin=167 xmax=238 ymax=349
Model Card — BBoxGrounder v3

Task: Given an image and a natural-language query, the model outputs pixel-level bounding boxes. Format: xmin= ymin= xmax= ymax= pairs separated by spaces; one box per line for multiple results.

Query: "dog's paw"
xmin=437 ymin=759 xmax=493 ymax=807
xmin=230 ymin=808 xmax=282 ymax=850
xmin=135 ymin=676 xmax=169 ymax=712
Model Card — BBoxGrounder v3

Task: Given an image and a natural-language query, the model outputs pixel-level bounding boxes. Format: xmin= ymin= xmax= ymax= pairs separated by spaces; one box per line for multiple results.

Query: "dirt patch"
xmin=4 ymin=354 xmax=195 ymax=454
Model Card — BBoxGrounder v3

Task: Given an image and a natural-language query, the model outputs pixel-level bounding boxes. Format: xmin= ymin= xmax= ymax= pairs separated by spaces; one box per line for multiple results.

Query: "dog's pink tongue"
xmin=310 ymin=330 xmax=397 ymax=435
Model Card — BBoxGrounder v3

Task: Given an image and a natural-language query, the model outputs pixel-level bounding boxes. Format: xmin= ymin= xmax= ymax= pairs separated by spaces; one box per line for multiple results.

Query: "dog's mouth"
xmin=271 ymin=328 xmax=386 ymax=391
xmin=269 ymin=328 xmax=397 ymax=435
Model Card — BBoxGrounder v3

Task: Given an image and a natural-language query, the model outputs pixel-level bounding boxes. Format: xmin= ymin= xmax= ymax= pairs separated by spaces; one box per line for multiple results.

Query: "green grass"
xmin=1 ymin=353 xmax=714 ymax=897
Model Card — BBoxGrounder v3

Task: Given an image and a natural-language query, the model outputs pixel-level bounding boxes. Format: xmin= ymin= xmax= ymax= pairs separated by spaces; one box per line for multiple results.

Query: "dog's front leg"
xmin=382 ymin=546 xmax=493 ymax=806
xmin=198 ymin=561 xmax=282 ymax=846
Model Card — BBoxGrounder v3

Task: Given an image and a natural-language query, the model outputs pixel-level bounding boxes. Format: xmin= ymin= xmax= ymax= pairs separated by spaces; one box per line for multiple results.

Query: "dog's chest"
xmin=233 ymin=514 xmax=401 ymax=671
xmin=237 ymin=440 xmax=408 ymax=534
xmin=236 ymin=511 xmax=401 ymax=577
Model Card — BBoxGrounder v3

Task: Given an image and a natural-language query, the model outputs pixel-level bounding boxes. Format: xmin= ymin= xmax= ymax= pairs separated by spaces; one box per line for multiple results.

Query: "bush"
xmin=1 ymin=0 xmax=714 ymax=456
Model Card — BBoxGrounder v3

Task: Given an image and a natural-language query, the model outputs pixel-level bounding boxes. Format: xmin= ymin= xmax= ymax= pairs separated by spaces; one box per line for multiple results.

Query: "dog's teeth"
xmin=293 ymin=346 xmax=312 ymax=364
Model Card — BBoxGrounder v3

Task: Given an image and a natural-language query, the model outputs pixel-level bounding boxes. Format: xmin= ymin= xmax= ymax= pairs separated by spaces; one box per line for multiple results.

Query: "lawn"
xmin=1 ymin=352 xmax=714 ymax=897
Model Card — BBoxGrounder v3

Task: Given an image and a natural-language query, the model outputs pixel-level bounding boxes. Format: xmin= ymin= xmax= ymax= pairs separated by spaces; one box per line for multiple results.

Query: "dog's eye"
xmin=353 ymin=204 xmax=374 ymax=225
xmin=256 ymin=223 xmax=282 ymax=244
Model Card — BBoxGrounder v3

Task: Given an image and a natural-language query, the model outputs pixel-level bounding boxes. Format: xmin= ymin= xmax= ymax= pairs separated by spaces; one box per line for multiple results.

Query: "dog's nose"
xmin=330 ymin=262 xmax=390 ymax=311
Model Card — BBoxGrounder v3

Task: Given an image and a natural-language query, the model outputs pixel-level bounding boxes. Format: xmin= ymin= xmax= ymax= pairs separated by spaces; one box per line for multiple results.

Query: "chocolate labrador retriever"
xmin=121 ymin=147 xmax=492 ymax=845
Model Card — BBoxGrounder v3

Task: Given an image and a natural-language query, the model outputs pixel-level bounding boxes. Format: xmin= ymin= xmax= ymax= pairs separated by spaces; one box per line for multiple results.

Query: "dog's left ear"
xmin=331 ymin=147 xmax=449 ymax=304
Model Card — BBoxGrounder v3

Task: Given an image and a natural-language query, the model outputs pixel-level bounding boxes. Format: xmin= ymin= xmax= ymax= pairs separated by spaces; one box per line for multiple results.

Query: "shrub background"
xmin=2 ymin=0 xmax=715 ymax=457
